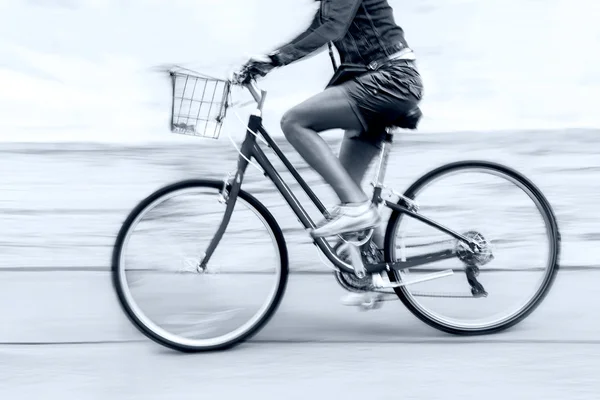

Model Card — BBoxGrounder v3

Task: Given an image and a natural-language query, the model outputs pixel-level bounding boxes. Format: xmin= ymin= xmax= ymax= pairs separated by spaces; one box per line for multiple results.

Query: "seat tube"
xmin=371 ymin=132 xmax=393 ymax=203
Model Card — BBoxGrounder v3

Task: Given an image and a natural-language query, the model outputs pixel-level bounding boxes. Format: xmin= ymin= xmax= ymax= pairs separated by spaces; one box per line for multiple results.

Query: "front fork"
xmin=198 ymin=115 xmax=260 ymax=270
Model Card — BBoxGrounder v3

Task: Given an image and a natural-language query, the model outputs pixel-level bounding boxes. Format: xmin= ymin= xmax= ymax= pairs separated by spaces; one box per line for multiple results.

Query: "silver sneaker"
xmin=314 ymin=205 xmax=343 ymax=229
xmin=311 ymin=201 xmax=380 ymax=238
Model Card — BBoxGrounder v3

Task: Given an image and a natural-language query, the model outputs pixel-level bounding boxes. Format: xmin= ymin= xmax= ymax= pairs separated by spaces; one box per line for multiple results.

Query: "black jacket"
xmin=271 ymin=0 xmax=409 ymax=67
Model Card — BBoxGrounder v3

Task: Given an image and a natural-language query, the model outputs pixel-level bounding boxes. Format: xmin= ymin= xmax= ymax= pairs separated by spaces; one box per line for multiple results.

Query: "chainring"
xmin=332 ymin=239 xmax=383 ymax=293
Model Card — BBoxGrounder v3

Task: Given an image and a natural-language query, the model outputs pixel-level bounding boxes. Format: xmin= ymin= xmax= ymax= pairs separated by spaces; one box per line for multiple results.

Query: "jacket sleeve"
xmin=270 ymin=0 xmax=362 ymax=66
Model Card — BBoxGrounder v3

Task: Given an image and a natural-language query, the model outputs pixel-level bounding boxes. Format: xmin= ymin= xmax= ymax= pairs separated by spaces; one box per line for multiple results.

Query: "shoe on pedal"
xmin=341 ymin=292 xmax=372 ymax=306
xmin=341 ymin=291 xmax=384 ymax=308
xmin=311 ymin=201 xmax=380 ymax=238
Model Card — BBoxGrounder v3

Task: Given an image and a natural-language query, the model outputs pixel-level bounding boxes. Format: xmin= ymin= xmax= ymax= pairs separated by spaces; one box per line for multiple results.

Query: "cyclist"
xmin=240 ymin=0 xmax=423 ymax=302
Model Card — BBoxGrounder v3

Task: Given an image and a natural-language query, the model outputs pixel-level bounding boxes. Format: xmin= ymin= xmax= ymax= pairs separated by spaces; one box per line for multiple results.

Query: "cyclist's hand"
xmin=246 ymin=54 xmax=276 ymax=76
xmin=235 ymin=55 xmax=275 ymax=84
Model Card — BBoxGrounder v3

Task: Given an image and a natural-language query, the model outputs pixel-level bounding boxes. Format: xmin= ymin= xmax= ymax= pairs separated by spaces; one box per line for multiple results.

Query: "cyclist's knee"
xmin=280 ymin=108 xmax=303 ymax=137
xmin=280 ymin=110 xmax=292 ymax=134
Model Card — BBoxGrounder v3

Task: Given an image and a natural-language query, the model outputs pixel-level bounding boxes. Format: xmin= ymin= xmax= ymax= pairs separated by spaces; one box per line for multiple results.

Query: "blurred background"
xmin=1 ymin=0 xmax=599 ymax=398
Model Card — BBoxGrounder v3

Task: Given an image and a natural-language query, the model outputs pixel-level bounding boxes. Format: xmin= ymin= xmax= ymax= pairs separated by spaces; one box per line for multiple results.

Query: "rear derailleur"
xmin=456 ymin=231 xmax=494 ymax=297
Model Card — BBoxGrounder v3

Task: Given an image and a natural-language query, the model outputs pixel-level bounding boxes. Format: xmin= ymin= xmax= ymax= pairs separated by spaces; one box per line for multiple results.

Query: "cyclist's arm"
xmin=269 ymin=0 xmax=362 ymax=66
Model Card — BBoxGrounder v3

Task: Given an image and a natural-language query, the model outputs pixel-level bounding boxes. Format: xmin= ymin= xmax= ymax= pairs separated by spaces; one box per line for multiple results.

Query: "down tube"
xmin=251 ymin=144 xmax=356 ymax=274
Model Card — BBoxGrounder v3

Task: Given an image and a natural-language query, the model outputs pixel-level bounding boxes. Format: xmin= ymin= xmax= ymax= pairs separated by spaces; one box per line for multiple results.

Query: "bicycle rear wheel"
xmin=384 ymin=161 xmax=560 ymax=335
xmin=112 ymin=179 xmax=288 ymax=352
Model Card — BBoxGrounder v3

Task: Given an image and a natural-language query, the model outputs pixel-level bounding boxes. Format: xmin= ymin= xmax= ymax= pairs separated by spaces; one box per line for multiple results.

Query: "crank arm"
xmin=342 ymin=241 xmax=367 ymax=278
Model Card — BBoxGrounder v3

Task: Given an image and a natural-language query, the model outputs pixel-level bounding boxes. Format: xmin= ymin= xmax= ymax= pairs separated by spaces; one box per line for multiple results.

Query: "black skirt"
xmin=339 ymin=59 xmax=424 ymax=144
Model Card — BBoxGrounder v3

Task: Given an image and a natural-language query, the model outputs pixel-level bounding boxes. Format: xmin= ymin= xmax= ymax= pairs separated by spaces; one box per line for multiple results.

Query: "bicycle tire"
xmin=384 ymin=160 xmax=561 ymax=335
xmin=112 ymin=179 xmax=289 ymax=352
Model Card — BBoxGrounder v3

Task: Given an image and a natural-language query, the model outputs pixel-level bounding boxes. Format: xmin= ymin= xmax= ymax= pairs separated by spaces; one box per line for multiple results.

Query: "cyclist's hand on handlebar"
xmin=245 ymin=54 xmax=276 ymax=77
xmin=234 ymin=55 xmax=276 ymax=84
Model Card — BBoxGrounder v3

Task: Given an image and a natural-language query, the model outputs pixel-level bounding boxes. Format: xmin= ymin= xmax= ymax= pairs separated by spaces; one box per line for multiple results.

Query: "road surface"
xmin=0 ymin=269 xmax=598 ymax=399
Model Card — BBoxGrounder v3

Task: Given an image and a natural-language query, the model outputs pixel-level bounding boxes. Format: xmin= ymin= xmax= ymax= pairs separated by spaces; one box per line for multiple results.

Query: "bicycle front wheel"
xmin=112 ymin=180 xmax=288 ymax=352
xmin=384 ymin=161 xmax=560 ymax=335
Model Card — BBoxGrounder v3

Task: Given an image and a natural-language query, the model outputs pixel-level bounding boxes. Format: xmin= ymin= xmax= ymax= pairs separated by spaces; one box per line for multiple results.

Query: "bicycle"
xmin=112 ymin=66 xmax=561 ymax=352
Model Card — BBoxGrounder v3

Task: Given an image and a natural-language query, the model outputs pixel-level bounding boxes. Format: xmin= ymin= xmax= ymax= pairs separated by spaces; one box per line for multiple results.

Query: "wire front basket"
xmin=169 ymin=69 xmax=231 ymax=139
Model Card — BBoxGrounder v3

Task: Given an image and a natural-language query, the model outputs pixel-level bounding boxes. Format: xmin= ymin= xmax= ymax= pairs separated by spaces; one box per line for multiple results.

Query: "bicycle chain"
xmin=338 ymin=272 xmax=478 ymax=299
xmin=371 ymin=287 xmax=476 ymax=298
xmin=404 ymin=291 xmax=477 ymax=298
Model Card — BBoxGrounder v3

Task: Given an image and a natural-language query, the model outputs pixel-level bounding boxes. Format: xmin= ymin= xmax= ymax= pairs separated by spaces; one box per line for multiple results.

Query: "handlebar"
xmin=231 ymin=67 xmax=268 ymax=114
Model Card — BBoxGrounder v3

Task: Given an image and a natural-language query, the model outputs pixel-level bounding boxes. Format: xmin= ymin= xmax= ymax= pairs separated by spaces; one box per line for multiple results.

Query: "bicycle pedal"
xmin=342 ymin=292 xmax=385 ymax=310
xmin=358 ymin=293 xmax=399 ymax=310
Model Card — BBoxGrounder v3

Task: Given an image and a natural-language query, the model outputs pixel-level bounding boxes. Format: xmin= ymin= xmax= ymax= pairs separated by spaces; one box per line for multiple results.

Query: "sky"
xmin=0 ymin=0 xmax=599 ymax=142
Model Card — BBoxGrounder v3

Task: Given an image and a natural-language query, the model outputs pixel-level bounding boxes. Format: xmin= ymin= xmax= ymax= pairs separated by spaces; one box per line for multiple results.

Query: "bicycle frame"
xmin=200 ymin=82 xmax=476 ymax=276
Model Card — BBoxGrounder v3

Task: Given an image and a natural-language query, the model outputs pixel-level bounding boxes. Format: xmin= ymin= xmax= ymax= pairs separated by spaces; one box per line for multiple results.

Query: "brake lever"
xmin=231 ymin=69 xmax=245 ymax=85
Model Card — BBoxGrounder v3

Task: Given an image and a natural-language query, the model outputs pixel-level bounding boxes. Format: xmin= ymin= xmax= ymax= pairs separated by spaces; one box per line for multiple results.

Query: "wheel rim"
xmin=116 ymin=186 xmax=282 ymax=348
xmin=389 ymin=165 xmax=557 ymax=331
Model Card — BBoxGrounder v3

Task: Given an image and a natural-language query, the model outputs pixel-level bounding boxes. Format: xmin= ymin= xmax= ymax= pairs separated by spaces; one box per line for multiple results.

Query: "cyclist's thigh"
xmin=282 ymin=86 xmax=364 ymax=133
xmin=339 ymin=130 xmax=380 ymax=184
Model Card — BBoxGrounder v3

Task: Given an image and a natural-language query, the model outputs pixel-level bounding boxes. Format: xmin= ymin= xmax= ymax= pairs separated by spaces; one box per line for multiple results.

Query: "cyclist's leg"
xmin=338 ymin=131 xmax=385 ymax=248
xmin=338 ymin=130 xmax=380 ymax=184
xmin=337 ymin=133 xmax=386 ymax=305
xmin=337 ymin=133 xmax=389 ymax=305
xmin=280 ymin=86 xmax=368 ymax=204
xmin=334 ymin=60 xmax=422 ymax=243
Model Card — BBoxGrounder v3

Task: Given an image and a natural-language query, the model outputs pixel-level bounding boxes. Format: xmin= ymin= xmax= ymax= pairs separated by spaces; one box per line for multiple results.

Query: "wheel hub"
xmin=456 ymin=231 xmax=494 ymax=267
